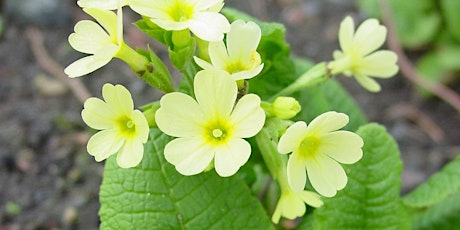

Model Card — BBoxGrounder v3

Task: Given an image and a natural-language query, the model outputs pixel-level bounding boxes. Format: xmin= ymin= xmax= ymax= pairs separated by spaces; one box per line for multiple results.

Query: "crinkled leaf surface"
xmin=411 ymin=192 xmax=460 ymax=230
xmin=313 ymin=124 xmax=410 ymax=229
xmin=99 ymin=128 xmax=274 ymax=229
xmin=403 ymin=155 xmax=460 ymax=208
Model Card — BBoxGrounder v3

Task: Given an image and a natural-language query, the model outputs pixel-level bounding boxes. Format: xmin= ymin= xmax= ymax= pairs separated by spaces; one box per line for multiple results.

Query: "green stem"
xmin=116 ymin=42 xmax=149 ymax=74
xmin=268 ymin=62 xmax=329 ymax=102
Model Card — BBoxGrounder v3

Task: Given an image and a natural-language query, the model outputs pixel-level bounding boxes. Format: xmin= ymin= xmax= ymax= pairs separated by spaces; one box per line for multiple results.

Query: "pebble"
xmin=33 ymin=74 xmax=68 ymax=97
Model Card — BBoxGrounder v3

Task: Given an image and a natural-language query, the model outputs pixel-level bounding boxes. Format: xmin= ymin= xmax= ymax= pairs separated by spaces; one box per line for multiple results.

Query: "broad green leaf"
xmin=441 ymin=0 xmax=460 ymax=43
xmin=403 ymin=155 xmax=460 ymax=208
xmin=99 ymin=128 xmax=274 ymax=229
xmin=313 ymin=124 xmax=410 ymax=229
xmin=411 ymin=192 xmax=460 ymax=230
xmin=358 ymin=0 xmax=441 ymax=49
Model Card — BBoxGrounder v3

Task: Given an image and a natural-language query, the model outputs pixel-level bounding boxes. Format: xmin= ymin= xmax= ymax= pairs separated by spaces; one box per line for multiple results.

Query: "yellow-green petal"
xmin=131 ymin=110 xmax=149 ymax=143
xmin=338 ymin=16 xmax=354 ymax=53
xmin=299 ymin=190 xmax=323 ymax=208
xmin=353 ymin=18 xmax=386 ymax=56
xmin=156 ymin=92 xmax=205 ymax=137
xmin=87 ymin=129 xmax=124 ymax=162
xmin=359 ymin=50 xmax=398 ymax=78
xmin=194 ymin=70 xmax=236 ymax=118
xmin=208 ymin=41 xmax=229 ymax=69
xmin=164 ymin=137 xmax=214 ymax=176
xmin=277 ymin=121 xmax=307 ymax=154
xmin=354 ymin=73 xmax=381 ymax=92
xmin=69 ymin=20 xmax=111 ymax=54
xmin=83 ymin=8 xmax=118 ymax=39
xmin=81 ymin=97 xmax=116 ymax=130
xmin=227 ymin=20 xmax=261 ymax=59
xmin=116 ymin=139 xmax=144 ymax=168
xmin=229 ymin=94 xmax=265 ymax=138
xmin=306 ymin=111 xmax=349 ymax=136
xmin=305 ymin=157 xmax=337 ymax=197
xmin=320 ymin=130 xmax=363 ymax=164
xmin=187 ymin=12 xmax=230 ymax=42
xmin=287 ymin=153 xmax=307 ymax=193
xmin=214 ymin=138 xmax=251 ymax=177
xmin=102 ymin=83 xmax=134 ymax=116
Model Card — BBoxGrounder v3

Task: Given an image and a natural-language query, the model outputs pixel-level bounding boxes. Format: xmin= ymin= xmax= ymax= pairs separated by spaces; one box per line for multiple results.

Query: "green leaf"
xmin=313 ymin=124 xmax=410 ymax=229
xmin=403 ymin=155 xmax=460 ymax=208
xmin=358 ymin=0 xmax=441 ymax=49
xmin=441 ymin=0 xmax=460 ymax=43
xmin=99 ymin=129 xmax=274 ymax=229
xmin=411 ymin=192 xmax=460 ymax=230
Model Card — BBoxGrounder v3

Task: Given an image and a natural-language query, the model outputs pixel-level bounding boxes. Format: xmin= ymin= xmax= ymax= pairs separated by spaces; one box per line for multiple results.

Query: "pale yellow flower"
xmin=272 ymin=188 xmax=323 ymax=224
xmin=82 ymin=83 xmax=149 ymax=168
xmin=193 ymin=20 xmax=264 ymax=80
xmin=128 ymin=0 xmax=230 ymax=42
xmin=155 ymin=70 xmax=265 ymax=177
xmin=329 ymin=16 xmax=398 ymax=92
xmin=277 ymin=111 xmax=363 ymax=197
xmin=64 ymin=8 xmax=123 ymax=78
xmin=77 ymin=0 xmax=128 ymax=10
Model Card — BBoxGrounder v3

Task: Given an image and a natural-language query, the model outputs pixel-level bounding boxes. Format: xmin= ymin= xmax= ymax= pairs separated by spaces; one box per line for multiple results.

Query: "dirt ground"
xmin=1 ymin=0 xmax=459 ymax=229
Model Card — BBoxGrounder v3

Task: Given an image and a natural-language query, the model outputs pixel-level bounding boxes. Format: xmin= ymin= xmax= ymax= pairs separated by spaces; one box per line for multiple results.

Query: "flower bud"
xmin=271 ymin=97 xmax=301 ymax=119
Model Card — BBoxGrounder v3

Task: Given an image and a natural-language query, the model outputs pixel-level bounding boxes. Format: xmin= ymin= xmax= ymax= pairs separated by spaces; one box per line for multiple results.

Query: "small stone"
xmin=62 ymin=206 xmax=78 ymax=224
xmin=33 ymin=74 xmax=68 ymax=97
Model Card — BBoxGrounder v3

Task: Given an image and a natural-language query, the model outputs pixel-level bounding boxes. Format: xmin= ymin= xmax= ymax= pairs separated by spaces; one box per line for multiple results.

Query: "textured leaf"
xmin=313 ymin=124 xmax=410 ymax=229
xmin=412 ymin=192 xmax=460 ymax=230
xmin=403 ymin=155 xmax=460 ymax=208
xmin=99 ymin=128 xmax=274 ymax=229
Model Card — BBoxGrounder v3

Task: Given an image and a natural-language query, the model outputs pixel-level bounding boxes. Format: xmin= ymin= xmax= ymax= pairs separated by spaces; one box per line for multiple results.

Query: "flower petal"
xmin=231 ymin=64 xmax=264 ymax=80
xmin=77 ymin=0 xmax=127 ymax=10
xmin=305 ymin=154 xmax=347 ymax=197
xmin=87 ymin=129 xmax=124 ymax=162
xmin=208 ymin=41 xmax=229 ymax=69
xmin=214 ymin=138 xmax=251 ymax=177
xmin=354 ymin=73 xmax=381 ymax=92
xmin=277 ymin=121 xmax=307 ymax=154
xmin=156 ymin=92 xmax=205 ymax=137
xmin=116 ymin=139 xmax=144 ymax=168
xmin=227 ymin=20 xmax=261 ymax=59
xmin=188 ymin=12 xmax=230 ymax=41
xmin=338 ymin=16 xmax=354 ymax=53
xmin=299 ymin=190 xmax=324 ymax=208
xmin=83 ymin=8 xmax=118 ymax=39
xmin=320 ymin=130 xmax=363 ymax=164
xmin=64 ymin=44 xmax=117 ymax=78
xmin=195 ymin=0 xmax=222 ymax=10
xmin=164 ymin=137 xmax=214 ymax=176
xmin=353 ymin=18 xmax=387 ymax=56
xmin=306 ymin=111 xmax=349 ymax=136
xmin=131 ymin=110 xmax=150 ymax=143
xmin=69 ymin=20 xmax=111 ymax=54
xmin=229 ymin=94 xmax=265 ymax=138
xmin=102 ymin=84 xmax=134 ymax=116
xmin=81 ymin=97 xmax=116 ymax=130
xmin=359 ymin=50 xmax=398 ymax=78
xmin=193 ymin=56 xmax=215 ymax=70
xmin=194 ymin=70 xmax=237 ymax=119
xmin=287 ymin=153 xmax=307 ymax=193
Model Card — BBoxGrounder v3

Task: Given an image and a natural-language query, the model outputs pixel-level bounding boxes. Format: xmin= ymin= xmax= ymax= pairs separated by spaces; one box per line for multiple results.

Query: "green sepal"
xmin=136 ymin=46 xmax=175 ymax=93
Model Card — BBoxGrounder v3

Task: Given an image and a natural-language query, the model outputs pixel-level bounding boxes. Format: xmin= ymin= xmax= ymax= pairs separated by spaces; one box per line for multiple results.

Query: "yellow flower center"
xmin=298 ymin=136 xmax=320 ymax=158
xmin=168 ymin=2 xmax=194 ymax=22
xmin=117 ymin=116 xmax=136 ymax=136
xmin=225 ymin=61 xmax=249 ymax=74
xmin=204 ymin=120 xmax=232 ymax=144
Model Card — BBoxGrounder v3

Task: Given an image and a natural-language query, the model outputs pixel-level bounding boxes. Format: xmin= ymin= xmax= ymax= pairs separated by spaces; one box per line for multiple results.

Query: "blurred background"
xmin=1 ymin=0 xmax=459 ymax=229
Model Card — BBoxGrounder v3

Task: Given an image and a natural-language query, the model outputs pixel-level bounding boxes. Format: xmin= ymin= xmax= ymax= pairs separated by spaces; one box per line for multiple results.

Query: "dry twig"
xmin=26 ymin=27 xmax=91 ymax=104
xmin=379 ymin=0 xmax=460 ymax=114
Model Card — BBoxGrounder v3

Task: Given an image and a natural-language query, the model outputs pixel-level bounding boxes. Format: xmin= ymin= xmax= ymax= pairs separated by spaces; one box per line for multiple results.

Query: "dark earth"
xmin=1 ymin=0 xmax=459 ymax=229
